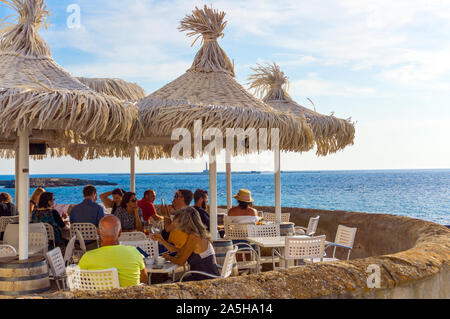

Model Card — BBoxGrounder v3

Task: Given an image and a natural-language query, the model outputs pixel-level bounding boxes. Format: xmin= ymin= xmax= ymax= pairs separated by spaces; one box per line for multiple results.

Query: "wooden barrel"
xmin=280 ymin=222 xmax=295 ymax=236
xmin=212 ymin=240 xmax=238 ymax=276
xmin=0 ymin=256 xmax=51 ymax=296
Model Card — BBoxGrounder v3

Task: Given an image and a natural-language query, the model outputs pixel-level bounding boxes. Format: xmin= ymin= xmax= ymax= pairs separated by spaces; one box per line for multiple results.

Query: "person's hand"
xmin=162 ymin=252 xmax=170 ymax=260
xmin=160 ymin=205 xmax=170 ymax=218
xmin=150 ymin=233 xmax=163 ymax=242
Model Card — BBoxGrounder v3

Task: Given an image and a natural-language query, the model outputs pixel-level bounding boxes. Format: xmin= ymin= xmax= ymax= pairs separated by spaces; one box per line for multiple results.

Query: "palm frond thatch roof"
xmin=0 ymin=0 xmax=137 ymax=147
xmin=137 ymin=5 xmax=315 ymax=160
xmin=248 ymin=62 xmax=355 ymax=156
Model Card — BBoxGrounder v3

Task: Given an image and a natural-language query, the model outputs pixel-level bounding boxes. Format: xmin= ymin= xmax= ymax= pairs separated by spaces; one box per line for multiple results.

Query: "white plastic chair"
xmin=224 ymin=222 xmax=250 ymax=240
xmin=120 ymin=240 xmax=159 ymax=258
xmin=28 ymin=232 xmax=48 ymax=255
xmin=180 ymin=246 xmax=238 ymax=282
xmin=64 ymin=235 xmax=77 ymax=266
xmin=246 ymin=224 xmax=281 ymax=266
xmin=323 ymin=225 xmax=358 ymax=261
xmin=70 ymin=223 xmax=100 ymax=248
xmin=0 ymin=244 xmax=17 ymax=257
xmin=66 ymin=265 xmax=120 ymax=291
xmin=247 ymin=224 xmax=281 ymax=237
xmin=223 ymin=222 xmax=260 ymax=273
xmin=3 ymin=223 xmax=48 ymax=255
xmin=295 ymin=216 xmax=320 ymax=236
xmin=0 ymin=216 xmax=19 ymax=233
xmin=119 ymin=232 xmax=147 ymax=242
xmin=44 ymin=223 xmax=56 ymax=249
xmin=273 ymin=235 xmax=326 ymax=269
xmin=73 ymin=229 xmax=87 ymax=262
xmin=46 ymin=247 xmax=67 ymax=291
xmin=262 ymin=212 xmax=290 ymax=223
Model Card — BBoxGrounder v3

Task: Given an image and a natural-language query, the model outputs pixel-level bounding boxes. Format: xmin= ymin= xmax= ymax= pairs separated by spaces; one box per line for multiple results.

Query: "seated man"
xmin=193 ymin=189 xmax=210 ymax=232
xmin=160 ymin=189 xmax=193 ymax=250
xmin=138 ymin=190 xmax=163 ymax=224
xmin=78 ymin=215 xmax=148 ymax=288
xmin=69 ymin=185 xmax=105 ymax=227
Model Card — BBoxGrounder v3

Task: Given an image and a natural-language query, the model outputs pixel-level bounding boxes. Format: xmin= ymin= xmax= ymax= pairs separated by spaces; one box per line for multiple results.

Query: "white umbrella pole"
xmin=274 ymin=148 xmax=281 ymax=223
xmin=14 ymin=143 xmax=20 ymax=206
xmin=209 ymin=154 xmax=218 ymax=240
xmin=226 ymin=150 xmax=232 ymax=210
xmin=17 ymin=129 xmax=30 ymax=260
xmin=130 ymin=147 xmax=136 ymax=193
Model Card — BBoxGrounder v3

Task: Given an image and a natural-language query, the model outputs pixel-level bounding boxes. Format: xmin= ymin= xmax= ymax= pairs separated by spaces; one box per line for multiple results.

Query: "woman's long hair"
xmin=238 ymin=200 xmax=251 ymax=209
xmin=174 ymin=207 xmax=212 ymax=242
xmin=38 ymin=192 xmax=54 ymax=209
xmin=120 ymin=192 xmax=136 ymax=209
xmin=31 ymin=187 xmax=46 ymax=203
xmin=0 ymin=192 xmax=12 ymax=204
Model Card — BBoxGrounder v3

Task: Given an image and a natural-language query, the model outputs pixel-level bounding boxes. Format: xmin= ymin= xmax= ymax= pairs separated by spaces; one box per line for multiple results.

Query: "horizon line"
xmin=0 ymin=167 xmax=449 ymax=176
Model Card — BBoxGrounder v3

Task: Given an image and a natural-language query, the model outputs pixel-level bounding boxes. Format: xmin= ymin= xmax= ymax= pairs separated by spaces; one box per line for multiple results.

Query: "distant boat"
xmin=202 ymin=163 xmax=209 ymax=174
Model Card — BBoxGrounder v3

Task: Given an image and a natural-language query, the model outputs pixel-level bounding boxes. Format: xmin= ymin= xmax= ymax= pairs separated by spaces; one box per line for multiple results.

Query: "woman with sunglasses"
xmin=31 ymin=192 xmax=68 ymax=249
xmin=113 ymin=192 xmax=144 ymax=232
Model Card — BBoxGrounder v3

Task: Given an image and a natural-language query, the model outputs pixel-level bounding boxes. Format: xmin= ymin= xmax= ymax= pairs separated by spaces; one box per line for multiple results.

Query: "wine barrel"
xmin=212 ymin=240 xmax=238 ymax=276
xmin=280 ymin=222 xmax=295 ymax=236
xmin=0 ymin=255 xmax=51 ymax=296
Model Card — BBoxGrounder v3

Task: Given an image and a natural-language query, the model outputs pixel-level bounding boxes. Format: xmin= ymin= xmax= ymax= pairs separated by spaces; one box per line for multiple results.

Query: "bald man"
xmin=78 ymin=215 xmax=148 ymax=287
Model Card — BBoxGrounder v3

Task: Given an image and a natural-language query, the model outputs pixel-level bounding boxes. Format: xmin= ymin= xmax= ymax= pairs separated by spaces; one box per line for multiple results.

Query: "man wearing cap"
xmin=227 ymin=189 xmax=259 ymax=224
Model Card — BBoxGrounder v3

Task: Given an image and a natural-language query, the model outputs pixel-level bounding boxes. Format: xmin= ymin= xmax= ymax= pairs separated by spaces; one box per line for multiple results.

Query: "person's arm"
xmin=134 ymin=208 xmax=143 ymax=232
xmin=149 ymin=204 xmax=163 ymax=222
xmin=99 ymin=191 xmax=114 ymax=209
xmin=151 ymin=233 xmax=180 ymax=253
xmin=164 ymin=234 xmax=198 ymax=266
xmin=52 ymin=210 xmax=67 ymax=228
xmin=140 ymin=268 xmax=148 ymax=284
xmin=29 ymin=202 xmax=34 ymax=215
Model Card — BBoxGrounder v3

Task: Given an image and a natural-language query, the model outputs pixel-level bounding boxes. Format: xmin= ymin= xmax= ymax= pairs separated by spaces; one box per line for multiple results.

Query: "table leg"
xmin=148 ymin=273 xmax=152 ymax=285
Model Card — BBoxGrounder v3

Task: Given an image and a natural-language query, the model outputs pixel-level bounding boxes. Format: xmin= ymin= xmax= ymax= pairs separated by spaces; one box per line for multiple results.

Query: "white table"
xmin=145 ymin=261 xmax=186 ymax=284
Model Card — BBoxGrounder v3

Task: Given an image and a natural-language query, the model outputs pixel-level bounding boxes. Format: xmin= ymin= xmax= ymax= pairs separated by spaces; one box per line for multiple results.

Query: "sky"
xmin=0 ymin=0 xmax=449 ymax=174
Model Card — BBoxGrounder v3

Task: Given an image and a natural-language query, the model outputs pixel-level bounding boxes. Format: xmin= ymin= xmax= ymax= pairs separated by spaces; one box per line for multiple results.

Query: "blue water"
xmin=0 ymin=169 xmax=449 ymax=225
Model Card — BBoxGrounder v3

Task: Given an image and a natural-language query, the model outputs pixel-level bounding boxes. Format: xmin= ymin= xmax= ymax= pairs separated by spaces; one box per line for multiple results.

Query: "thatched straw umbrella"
xmin=136 ymin=6 xmax=315 ymax=236
xmin=0 ymin=0 xmax=137 ymax=260
xmin=248 ymin=63 xmax=355 ymax=219
xmin=249 ymin=62 xmax=355 ymax=156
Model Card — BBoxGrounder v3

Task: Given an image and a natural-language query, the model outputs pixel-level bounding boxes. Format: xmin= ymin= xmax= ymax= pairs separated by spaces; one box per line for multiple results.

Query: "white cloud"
xmin=289 ymin=73 xmax=376 ymax=98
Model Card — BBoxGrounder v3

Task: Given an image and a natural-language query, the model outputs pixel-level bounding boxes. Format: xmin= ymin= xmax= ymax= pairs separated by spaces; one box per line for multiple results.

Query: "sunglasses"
xmin=174 ymin=193 xmax=183 ymax=199
xmin=130 ymin=198 xmax=137 ymax=203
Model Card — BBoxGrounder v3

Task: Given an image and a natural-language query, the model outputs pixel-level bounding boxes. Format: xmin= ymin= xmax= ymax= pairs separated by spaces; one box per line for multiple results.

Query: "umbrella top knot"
xmin=178 ymin=5 xmax=234 ymax=76
xmin=248 ymin=62 xmax=291 ymax=102
xmin=179 ymin=5 xmax=227 ymax=45
xmin=0 ymin=0 xmax=51 ymax=57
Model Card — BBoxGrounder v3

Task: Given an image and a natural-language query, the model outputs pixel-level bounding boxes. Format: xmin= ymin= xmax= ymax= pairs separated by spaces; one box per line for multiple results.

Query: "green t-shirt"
xmin=78 ymin=245 xmax=145 ymax=288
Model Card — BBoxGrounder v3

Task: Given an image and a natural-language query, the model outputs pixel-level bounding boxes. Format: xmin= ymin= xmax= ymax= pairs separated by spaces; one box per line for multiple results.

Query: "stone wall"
xmin=43 ymin=208 xmax=450 ymax=299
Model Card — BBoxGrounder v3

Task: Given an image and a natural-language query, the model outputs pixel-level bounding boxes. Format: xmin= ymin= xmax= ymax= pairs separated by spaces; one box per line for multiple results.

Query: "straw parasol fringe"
xmin=0 ymin=88 xmax=137 ymax=142
xmin=248 ymin=62 xmax=355 ymax=156
xmin=137 ymin=97 xmax=314 ymax=158
xmin=179 ymin=5 xmax=234 ymax=76
xmin=77 ymin=77 xmax=147 ymax=102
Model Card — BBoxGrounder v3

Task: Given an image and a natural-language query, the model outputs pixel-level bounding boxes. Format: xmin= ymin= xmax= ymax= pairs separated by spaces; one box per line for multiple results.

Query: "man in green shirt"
xmin=78 ymin=215 xmax=148 ymax=287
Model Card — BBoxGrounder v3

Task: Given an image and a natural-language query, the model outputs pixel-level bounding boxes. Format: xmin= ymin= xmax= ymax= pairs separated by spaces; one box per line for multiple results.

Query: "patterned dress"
xmin=113 ymin=207 xmax=144 ymax=231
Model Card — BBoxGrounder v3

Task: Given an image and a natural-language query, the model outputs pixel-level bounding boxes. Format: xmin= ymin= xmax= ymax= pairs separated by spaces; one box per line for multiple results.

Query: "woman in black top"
xmin=32 ymin=192 xmax=68 ymax=249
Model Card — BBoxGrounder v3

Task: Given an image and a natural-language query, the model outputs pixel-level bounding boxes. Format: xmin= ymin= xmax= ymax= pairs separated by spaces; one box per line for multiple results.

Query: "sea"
xmin=0 ymin=169 xmax=449 ymax=226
